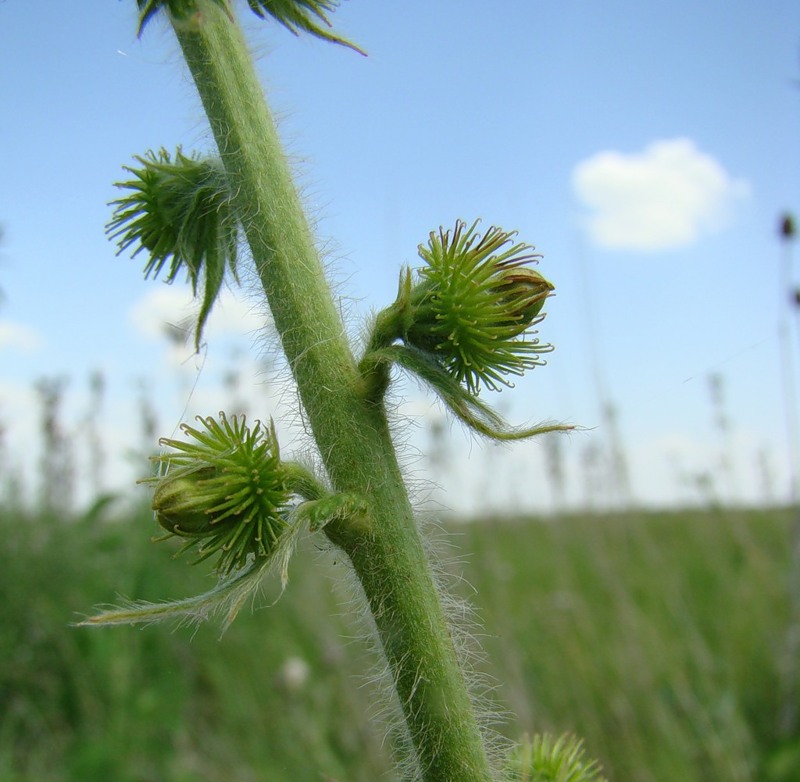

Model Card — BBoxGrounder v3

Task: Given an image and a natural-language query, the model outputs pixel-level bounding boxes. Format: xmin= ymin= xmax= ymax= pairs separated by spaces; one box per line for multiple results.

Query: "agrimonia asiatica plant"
xmin=84 ymin=2 xmax=603 ymax=780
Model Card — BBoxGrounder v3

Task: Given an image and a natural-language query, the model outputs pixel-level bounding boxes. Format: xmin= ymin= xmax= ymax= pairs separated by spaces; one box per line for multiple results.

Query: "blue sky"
xmin=1 ymin=1 xmax=799 ymax=514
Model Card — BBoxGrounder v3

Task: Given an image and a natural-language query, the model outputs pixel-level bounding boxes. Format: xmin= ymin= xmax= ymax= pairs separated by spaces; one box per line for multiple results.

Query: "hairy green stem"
xmin=171 ymin=3 xmax=493 ymax=779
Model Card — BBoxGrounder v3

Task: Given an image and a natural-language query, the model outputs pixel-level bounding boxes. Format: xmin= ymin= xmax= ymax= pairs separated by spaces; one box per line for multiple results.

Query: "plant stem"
xmin=171 ymin=3 xmax=493 ymax=779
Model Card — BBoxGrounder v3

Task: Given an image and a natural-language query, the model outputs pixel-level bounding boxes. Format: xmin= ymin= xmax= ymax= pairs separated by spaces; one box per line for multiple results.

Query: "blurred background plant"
xmin=0 ymin=306 xmax=797 ymax=779
xmin=0 ymin=205 xmax=798 ymax=780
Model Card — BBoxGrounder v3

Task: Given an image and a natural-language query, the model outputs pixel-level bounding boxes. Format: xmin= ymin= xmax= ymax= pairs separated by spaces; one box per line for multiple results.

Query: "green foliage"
xmin=0 ymin=506 xmax=390 ymax=781
xmin=1 ymin=507 xmax=793 ymax=780
xmin=107 ymin=148 xmax=239 ymax=351
xmin=468 ymin=508 xmax=795 ymax=782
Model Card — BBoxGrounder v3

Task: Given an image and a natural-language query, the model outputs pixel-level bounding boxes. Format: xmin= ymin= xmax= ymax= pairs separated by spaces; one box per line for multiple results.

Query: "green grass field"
xmin=0 ymin=503 xmax=796 ymax=781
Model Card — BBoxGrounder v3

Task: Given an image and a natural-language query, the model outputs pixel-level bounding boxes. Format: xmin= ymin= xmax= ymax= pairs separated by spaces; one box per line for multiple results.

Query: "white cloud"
xmin=0 ymin=320 xmax=42 ymax=352
xmin=130 ymin=285 xmax=268 ymax=350
xmin=572 ymin=138 xmax=749 ymax=251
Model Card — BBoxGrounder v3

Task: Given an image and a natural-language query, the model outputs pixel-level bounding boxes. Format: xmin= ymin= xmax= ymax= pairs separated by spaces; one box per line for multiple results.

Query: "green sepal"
xmin=107 ymin=148 xmax=239 ymax=351
xmin=365 ymin=344 xmax=572 ymax=442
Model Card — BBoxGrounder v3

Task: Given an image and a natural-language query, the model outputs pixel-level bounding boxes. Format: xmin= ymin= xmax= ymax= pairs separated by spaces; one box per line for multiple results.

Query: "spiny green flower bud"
xmin=506 ymin=733 xmax=607 ymax=782
xmin=404 ymin=219 xmax=554 ymax=394
xmin=107 ymin=148 xmax=239 ymax=351
xmin=149 ymin=412 xmax=294 ymax=575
